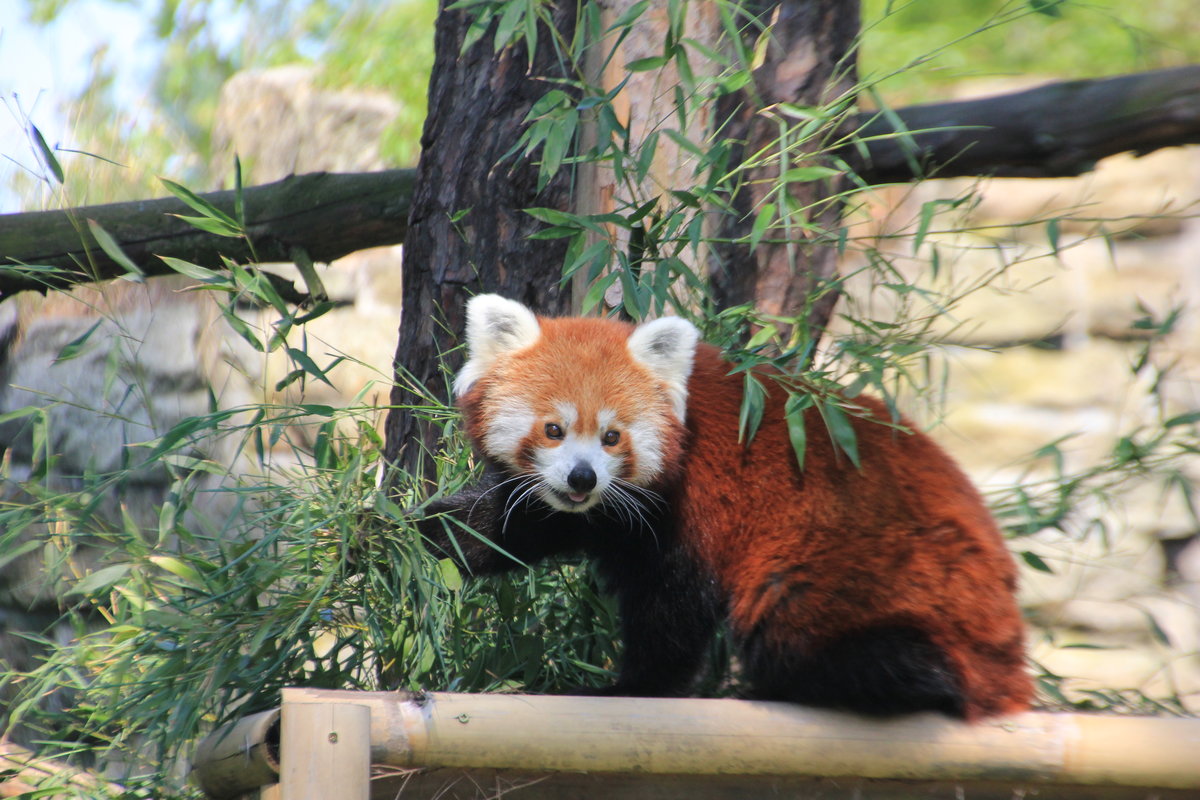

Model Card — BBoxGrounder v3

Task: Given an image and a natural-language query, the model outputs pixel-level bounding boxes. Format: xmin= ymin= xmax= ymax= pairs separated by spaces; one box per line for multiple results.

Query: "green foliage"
xmin=860 ymin=0 xmax=1200 ymax=99
xmin=318 ymin=0 xmax=438 ymax=166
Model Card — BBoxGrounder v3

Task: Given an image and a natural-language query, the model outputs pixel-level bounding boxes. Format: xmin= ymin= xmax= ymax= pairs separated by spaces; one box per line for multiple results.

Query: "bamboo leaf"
xmin=607 ymin=0 xmax=649 ymax=31
xmin=817 ymin=400 xmax=861 ymax=469
xmin=149 ymin=555 xmax=204 ymax=587
xmin=53 ymin=319 xmax=103 ymax=364
xmin=784 ymin=392 xmax=811 ymax=471
xmin=286 ymin=347 xmax=342 ymax=388
xmin=635 ymin=130 xmax=659 ymax=183
xmin=161 ymin=177 xmax=241 ymax=230
xmin=29 ymin=123 xmax=64 ymax=183
xmin=233 ymin=155 xmax=245 ymax=224
xmin=782 ymin=165 xmax=841 ymax=182
xmin=88 ymin=219 xmax=145 ymax=278
xmin=0 ymin=539 xmax=40 ymax=572
xmin=158 ymin=255 xmax=222 ymax=281
xmin=1020 ymin=550 xmax=1054 ymax=573
xmin=1164 ymin=411 xmax=1200 ymax=428
xmin=581 ymin=270 xmax=618 ymax=313
xmin=169 ymin=213 xmax=242 ymax=238
xmin=438 ymin=558 xmax=463 ymax=592
xmin=494 ymin=0 xmax=525 ymax=51
xmin=626 ymin=55 xmax=670 ymax=72
xmin=70 ymin=564 xmax=132 ymax=597
xmin=738 ymin=373 xmax=766 ymax=445
xmin=1046 ymin=217 xmax=1061 ymax=256
xmin=749 ymin=203 xmax=776 ymax=251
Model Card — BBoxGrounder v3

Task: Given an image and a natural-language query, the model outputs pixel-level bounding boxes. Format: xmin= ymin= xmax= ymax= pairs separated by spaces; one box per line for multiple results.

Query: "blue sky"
xmin=0 ymin=0 xmax=152 ymax=212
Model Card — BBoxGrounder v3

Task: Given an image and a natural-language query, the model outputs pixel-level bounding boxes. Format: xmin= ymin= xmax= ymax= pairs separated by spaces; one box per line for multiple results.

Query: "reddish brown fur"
xmin=679 ymin=342 xmax=1031 ymax=720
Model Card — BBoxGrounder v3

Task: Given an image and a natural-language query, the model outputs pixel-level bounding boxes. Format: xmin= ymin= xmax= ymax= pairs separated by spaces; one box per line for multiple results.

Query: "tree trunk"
xmin=710 ymin=0 xmax=859 ymax=340
xmin=382 ymin=0 xmax=579 ymax=480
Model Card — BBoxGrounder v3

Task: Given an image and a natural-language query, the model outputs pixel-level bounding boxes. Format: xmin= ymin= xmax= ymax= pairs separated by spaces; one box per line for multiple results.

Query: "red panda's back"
xmin=676 ymin=344 xmax=1031 ymax=719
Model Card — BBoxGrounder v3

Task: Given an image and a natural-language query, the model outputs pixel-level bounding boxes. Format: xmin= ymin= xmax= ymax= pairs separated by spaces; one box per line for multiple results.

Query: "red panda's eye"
xmin=602 ymin=430 xmax=620 ymax=446
xmin=545 ymin=423 xmax=564 ymax=440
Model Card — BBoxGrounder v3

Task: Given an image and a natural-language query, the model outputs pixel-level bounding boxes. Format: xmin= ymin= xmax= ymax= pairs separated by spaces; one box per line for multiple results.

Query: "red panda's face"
xmin=454 ymin=295 xmax=697 ymax=515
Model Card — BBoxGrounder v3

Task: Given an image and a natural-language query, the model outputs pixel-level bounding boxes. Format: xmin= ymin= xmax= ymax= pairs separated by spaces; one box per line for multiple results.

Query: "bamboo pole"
xmin=192 ymin=690 xmax=1200 ymax=799
xmin=278 ymin=700 xmax=370 ymax=800
xmin=189 ymin=708 xmax=281 ymax=798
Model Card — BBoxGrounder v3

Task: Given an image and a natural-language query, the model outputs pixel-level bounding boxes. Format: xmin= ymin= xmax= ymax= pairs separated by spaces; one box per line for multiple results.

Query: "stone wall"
xmin=836 ymin=143 xmax=1200 ymax=709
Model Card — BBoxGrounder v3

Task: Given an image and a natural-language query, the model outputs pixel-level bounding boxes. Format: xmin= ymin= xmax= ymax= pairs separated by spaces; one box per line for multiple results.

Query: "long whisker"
xmin=600 ymin=480 xmax=661 ymax=549
xmin=502 ymin=475 xmax=547 ymax=532
xmin=612 ymin=477 xmax=666 ymax=511
xmin=468 ymin=471 xmax=539 ymax=520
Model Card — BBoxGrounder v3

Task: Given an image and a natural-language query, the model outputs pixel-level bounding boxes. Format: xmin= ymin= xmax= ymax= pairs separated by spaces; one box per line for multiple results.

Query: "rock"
xmin=210 ymin=64 xmax=400 ymax=183
xmin=0 ymin=278 xmax=260 ymax=605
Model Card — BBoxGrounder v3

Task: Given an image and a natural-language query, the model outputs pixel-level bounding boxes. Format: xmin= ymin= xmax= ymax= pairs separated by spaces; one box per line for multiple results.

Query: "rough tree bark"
xmin=381 ymin=0 xmax=580 ymax=479
xmin=709 ymin=1 xmax=860 ymax=339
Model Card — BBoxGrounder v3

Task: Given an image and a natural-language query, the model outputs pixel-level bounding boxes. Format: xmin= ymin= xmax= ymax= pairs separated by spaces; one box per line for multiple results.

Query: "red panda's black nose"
xmin=567 ymin=463 xmax=597 ymax=493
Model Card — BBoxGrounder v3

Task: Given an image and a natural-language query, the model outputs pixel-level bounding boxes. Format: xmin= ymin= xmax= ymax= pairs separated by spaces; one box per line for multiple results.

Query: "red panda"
xmin=417 ymin=294 xmax=1032 ymax=720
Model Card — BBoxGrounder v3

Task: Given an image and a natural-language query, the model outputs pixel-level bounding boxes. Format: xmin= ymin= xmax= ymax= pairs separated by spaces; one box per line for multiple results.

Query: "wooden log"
xmin=840 ymin=65 xmax=1200 ymax=181
xmin=0 ymin=168 xmax=415 ymax=299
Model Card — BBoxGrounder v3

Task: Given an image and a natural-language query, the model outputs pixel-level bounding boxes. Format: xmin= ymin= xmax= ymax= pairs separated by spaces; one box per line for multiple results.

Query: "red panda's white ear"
xmin=628 ymin=316 xmax=698 ymax=422
xmin=454 ymin=294 xmax=541 ymax=397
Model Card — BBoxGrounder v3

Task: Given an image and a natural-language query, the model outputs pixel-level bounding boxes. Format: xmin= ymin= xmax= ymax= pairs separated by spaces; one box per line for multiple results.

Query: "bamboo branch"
xmin=842 ymin=65 xmax=1200 ymax=182
xmin=0 ymin=168 xmax=416 ymax=299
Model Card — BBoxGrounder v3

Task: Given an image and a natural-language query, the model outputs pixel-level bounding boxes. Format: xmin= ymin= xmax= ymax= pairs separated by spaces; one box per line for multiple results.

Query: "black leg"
xmin=741 ymin=624 xmax=966 ymax=717
xmin=595 ymin=546 xmax=722 ymax=697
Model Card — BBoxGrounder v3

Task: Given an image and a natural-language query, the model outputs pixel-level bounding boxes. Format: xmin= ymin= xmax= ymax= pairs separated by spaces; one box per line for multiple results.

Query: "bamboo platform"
xmin=191 ymin=689 xmax=1200 ymax=799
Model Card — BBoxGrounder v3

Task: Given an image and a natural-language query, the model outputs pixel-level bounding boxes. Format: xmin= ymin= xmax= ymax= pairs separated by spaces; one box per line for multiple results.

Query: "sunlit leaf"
xmin=817 ymin=400 xmax=860 ymax=469
xmin=70 ymin=564 xmax=132 ymax=597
